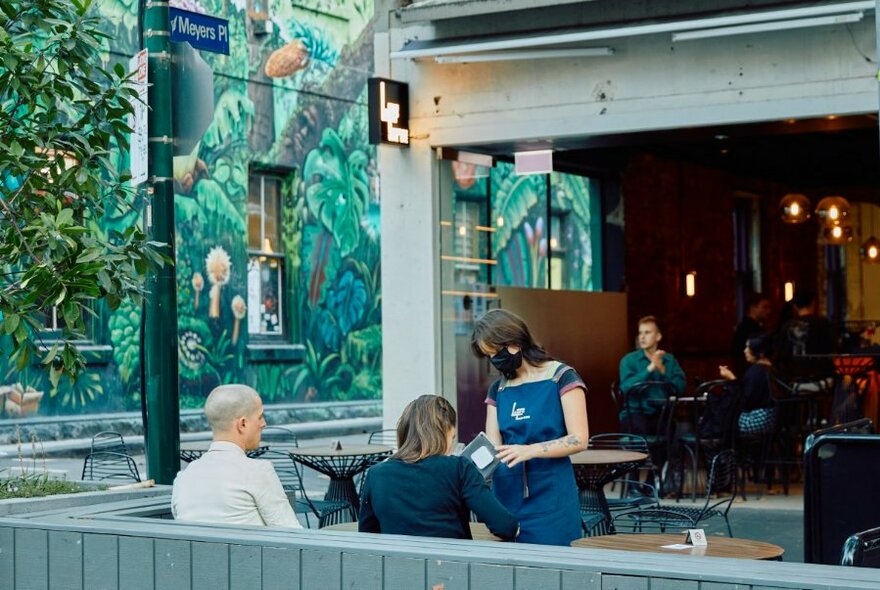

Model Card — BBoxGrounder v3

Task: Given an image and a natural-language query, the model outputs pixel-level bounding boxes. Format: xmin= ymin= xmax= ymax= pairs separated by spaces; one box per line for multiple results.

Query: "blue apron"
xmin=492 ymin=374 xmax=581 ymax=546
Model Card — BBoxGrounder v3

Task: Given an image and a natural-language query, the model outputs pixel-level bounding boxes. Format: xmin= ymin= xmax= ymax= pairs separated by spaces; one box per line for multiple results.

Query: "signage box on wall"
xmin=368 ymin=77 xmax=410 ymax=146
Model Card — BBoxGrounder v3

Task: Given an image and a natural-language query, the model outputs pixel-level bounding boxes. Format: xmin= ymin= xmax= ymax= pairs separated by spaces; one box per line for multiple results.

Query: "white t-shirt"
xmin=171 ymin=440 xmax=302 ymax=528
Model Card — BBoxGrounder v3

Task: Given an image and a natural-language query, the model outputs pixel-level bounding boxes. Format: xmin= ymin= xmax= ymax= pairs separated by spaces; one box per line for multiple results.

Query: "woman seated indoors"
xmin=359 ymin=394 xmax=519 ymax=540
xmin=719 ymin=334 xmax=778 ymax=435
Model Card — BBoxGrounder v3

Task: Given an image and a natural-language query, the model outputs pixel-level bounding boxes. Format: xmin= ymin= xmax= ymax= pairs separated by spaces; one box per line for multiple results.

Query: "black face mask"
xmin=490 ymin=348 xmax=522 ymax=379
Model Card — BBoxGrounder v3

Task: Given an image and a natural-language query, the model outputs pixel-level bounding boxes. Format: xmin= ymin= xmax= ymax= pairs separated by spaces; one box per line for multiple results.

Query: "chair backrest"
xmin=841 ymin=526 xmax=880 ymax=568
xmin=695 ymin=380 xmax=742 ymax=447
xmin=589 ymin=433 xmax=650 ymax=454
xmin=368 ymin=429 xmax=397 ymax=447
xmin=262 ymin=426 xmax=299 ymax=447
xmin=255 ymin=450 xmax=304 ymax=493
xmin=620 ymin=381 xmax=678 ymax=435
xmin=81 ymin=451 xmax=140 ymax=482
xmin=698 ymin=449 xmax=737 ymax=517
xmin=90 ymin=431 xmax=128 ymax=455
xmin=609 ymin=381 xmax=623 ymax=415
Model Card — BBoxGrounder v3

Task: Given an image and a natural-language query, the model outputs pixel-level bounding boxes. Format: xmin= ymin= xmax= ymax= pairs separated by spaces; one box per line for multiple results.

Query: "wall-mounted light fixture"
xmin=779 ymin=193 xmax=811 ymax=223
xmin=815 ymin=196 xmax=851 ymax=226
xmin=684 ymin=272 xmax=697 ymax=297
xmin=861 ymin=236 xmax=880 ymax=263
xmin=784 ymin=281 xmax=795 ymax=302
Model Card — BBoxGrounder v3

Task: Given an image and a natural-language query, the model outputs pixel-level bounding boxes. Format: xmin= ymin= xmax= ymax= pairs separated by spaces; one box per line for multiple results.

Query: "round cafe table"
xmin=289 ymin=444 xmax=393 ymax=512
xmin=569 ymin=449 xmax=648 ymax=535
xmin=572 ymin=533 xmax=784 ymax=560
xmin=323 ymin=521 xmax=500 ymax=541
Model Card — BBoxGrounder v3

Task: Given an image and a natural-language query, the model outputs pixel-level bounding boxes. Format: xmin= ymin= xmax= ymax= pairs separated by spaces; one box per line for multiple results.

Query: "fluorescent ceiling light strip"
xmin=434 ymin=47 xmax=614 ymax=63
xmin=391 ymin=1 xmax=873 ymax=59
xmin=673 ymin=12 xmax=864 ymax=41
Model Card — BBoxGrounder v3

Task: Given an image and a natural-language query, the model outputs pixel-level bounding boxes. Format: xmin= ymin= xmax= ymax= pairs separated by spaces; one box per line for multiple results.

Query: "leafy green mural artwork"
xmin=3 ymin=0 xmax=381 ymax=416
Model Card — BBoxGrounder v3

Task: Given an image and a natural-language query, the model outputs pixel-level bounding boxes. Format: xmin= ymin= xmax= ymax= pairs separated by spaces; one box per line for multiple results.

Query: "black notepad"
xmin=457 ymin=431 xmax=501 ymax=480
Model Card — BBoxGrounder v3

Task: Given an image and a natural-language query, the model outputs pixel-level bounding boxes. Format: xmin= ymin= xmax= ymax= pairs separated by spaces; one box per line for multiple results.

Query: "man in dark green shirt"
xmin=618 ymin=316 xmax=687 ymax=433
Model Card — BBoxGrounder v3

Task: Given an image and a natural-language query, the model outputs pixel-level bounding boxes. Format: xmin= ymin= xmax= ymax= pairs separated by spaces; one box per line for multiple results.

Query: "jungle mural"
xmin=447 ymin=161 xmax=603 ymax=295
xmin=2 ymin=0 xmax=381 ymax=416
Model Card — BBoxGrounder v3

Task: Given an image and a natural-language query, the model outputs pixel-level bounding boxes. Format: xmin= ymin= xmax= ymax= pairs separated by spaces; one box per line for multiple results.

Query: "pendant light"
xmin=779 ymin=193 xmax=811 ymax=223
xmin=815 ymin=196 xmax=851 ymax=226
xmin=823 ymin=223 xmax=853 ymax=245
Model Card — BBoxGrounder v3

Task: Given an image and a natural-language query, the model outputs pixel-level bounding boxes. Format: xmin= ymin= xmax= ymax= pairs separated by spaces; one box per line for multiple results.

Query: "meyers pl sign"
xmin=169 ymin=7 xmax=229 ymax=55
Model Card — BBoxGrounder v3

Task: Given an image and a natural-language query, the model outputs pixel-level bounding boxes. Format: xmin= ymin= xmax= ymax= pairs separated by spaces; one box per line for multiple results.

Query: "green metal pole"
xmin=143 ymin=0 xmax=180 ymax=484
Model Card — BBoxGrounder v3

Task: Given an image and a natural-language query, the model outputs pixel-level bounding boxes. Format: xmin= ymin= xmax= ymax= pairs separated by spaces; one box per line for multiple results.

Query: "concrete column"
xmin=379 ymin=139 xmax=441 ymax=428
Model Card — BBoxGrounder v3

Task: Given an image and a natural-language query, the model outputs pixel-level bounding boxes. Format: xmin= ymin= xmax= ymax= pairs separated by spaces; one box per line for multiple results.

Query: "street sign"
xmin=169 ymin=7 xmax=229 ymax=55
xmin=368 ymin=78 xmax=410 ymax=146
xmin=129 ymin=49 xmax=148 ymax=186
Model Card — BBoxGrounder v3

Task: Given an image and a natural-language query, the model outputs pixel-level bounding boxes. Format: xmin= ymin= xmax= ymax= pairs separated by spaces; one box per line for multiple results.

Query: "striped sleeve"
xmin=554 ymin=364 xmax=587 ymax=397
xmin=484 ymin=379 xmax=502 ymax=406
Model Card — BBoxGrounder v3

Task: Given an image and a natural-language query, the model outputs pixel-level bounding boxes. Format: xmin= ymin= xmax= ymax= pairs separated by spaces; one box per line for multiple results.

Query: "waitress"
xmin=471 ymin=309 xmax=589 ymax=546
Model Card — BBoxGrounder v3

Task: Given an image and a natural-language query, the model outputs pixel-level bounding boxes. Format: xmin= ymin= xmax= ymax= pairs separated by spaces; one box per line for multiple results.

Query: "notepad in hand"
xmin=457 ymin=431 xmax=501 ymax=480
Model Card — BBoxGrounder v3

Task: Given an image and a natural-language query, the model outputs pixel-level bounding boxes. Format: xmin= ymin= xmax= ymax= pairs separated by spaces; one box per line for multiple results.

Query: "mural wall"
xmin=3 ymin=0 xmax=381 ymax=416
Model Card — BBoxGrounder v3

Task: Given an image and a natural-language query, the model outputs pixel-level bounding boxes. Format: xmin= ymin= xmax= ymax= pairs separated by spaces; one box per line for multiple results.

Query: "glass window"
xmin=247 ymin=173 xmax=285 ymax=337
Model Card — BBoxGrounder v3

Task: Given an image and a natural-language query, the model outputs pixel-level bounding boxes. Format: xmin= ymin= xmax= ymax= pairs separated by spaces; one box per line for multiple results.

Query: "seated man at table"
xmin=774 ymin=289 xmax=836 ymax=388
xmin=618 ymin=316 xmax=686 ymax=487
xmin=171 ymin=384 xmax=302 ymax=529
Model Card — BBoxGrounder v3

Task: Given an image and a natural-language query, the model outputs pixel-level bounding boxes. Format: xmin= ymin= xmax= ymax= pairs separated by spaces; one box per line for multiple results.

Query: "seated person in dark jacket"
xmin=358 ymin=394 xmax=519 ymax=540
xmin=719 ymin=334 xmax=777 ymax=435
xmin=774 ymin=289 xmax=836 ymax=387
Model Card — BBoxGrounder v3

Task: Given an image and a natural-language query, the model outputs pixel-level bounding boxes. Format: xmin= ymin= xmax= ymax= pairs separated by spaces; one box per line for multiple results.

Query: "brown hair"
xmin=394 ymin=395 xmax=457 ymax=463
xmin=470 ymin=309 xmax=554 ymax=365
xmin=637 ymin=315 xmax=661 ymax=332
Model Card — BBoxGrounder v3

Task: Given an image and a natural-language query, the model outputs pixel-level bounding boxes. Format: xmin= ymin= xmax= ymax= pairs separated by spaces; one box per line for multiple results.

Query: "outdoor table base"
xmin=290 ymin=444 xmax=393 ymax=525
xmin=570 ymin=450 xmax=648 ymax=535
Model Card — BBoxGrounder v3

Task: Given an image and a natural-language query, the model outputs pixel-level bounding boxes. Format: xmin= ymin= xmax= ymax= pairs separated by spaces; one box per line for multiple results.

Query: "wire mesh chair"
xmin=81 ymin=451 xmax=141 ymax=483
xmin=588 ymin=433 xmax=660 ymax=512
xmin=256 ymin=450 xmax=354 ymax=528
xmin=261 ymin=425 xmax=299 ymax=447
xmin=90 ymin=431 xmax=129 ymax=455
xmin=367 ymin=429 xmax=397 ymax=447
xmin=615 ymin=449 xmax=738 ymax=536
xmin=619 ymin=382 xmax=679 ymax=493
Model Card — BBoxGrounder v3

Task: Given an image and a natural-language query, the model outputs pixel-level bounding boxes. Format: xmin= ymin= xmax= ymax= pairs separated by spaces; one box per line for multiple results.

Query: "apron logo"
xmin=511 ymin=402 xmax=531 ymax=421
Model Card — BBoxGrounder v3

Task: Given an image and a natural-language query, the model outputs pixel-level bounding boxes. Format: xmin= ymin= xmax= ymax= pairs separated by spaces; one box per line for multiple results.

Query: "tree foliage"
xmin=0 ymin=0 xmax=163 ymax=385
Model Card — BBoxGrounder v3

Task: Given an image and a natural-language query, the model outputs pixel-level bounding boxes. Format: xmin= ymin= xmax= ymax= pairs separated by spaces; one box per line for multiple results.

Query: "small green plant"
xmin=0 ymin=427 xmax=86 ymax=499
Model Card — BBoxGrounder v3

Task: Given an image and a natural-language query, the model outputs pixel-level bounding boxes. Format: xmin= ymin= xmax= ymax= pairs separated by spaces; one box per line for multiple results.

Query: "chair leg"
xmin=725 ymin=515 xmax=733 ymax=538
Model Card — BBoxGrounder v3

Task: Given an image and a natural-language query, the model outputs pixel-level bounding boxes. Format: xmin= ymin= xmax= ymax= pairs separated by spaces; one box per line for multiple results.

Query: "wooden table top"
xmin=323 ymin=521 xmax=499 ymax=541
xmin=571 ymin=534 xmax=784 ymax=560
xmin=290 ymin=444 xmax=394 ymax=457
xmin=570 ymin=450 xmax=648 ymax=465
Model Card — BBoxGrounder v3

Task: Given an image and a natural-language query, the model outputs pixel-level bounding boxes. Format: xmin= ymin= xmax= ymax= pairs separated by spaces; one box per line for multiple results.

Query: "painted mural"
xmin=448 ymin=161 xmax=602 ymax=294
xmin=2 ymin=0 xmax=380 ymax=416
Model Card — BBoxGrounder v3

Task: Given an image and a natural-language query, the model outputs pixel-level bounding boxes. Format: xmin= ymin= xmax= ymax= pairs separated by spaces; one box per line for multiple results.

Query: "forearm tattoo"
xmin=539 ymin=434 xmax=582 ymax=454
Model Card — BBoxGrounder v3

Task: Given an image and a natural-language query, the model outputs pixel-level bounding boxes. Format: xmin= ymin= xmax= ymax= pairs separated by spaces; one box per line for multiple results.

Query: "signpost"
xmin=169 ymin=7 xmax=230 ymax=55
xmin=129 ymin=49 xmax=148 ymax=186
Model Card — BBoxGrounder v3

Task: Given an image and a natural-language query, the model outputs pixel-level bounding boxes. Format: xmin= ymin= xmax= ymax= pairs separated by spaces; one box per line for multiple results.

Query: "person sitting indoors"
xmin=774 ymin=289 xmax=836 ymax=390
xmin=731 ymin=293 xmax=771 ymax=376
xmin=359 ymin=394 xmax=519 ymax=540
xmin=618 ymin=316 xmax=687 ymax=435
xmin=172 ymin=384 xmax=302 ymax=528
xmin=719 ymin=334 xmax=778 ymax=435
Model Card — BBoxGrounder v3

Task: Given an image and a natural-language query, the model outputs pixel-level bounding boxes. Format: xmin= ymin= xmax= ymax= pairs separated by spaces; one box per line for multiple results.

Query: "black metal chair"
xmin=367 ymin=429 xmax=397 ymax=447
xmin=588 ymin=433 xmax=660 ymax=512
xmin=674 ymin=380 xmax=740 ymax=501
xmin=256 ymin=450 xmax=354 ymax=528
xmin=81 ymin=451 xmax=141 ymax=483
xmin=841 ymin=526 xmax=880 ymax=568
xmin=90 ymin=431 xmax=129 ymax=455
xmin=616 ymin=449 xmax=738 ymax=536
xmin=619 ymin=381 xmax=679 ymax=492
xmin=261 ymin=425 xmax=299 ymax=447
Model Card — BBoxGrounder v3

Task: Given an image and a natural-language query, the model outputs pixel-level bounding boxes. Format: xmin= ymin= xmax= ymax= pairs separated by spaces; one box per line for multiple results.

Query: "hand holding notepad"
xmin=455 ymin=432 xmax=501 ymax=480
